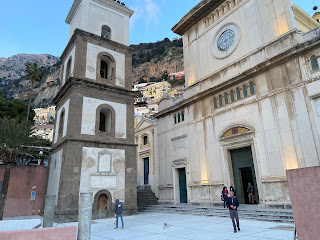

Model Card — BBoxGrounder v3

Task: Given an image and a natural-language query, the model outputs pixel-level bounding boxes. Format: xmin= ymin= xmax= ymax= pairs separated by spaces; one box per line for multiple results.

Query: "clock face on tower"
xmin=212 ymin=23 xmax=240 ymax=59
xmin=217 ymin=29 xmax=235 ymax=52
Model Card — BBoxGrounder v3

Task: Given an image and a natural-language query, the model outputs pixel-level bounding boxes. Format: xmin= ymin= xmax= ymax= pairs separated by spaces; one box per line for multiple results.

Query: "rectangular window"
xmin=230 ymin=90 xmax=235 ymax=103
xmin=236 ymin=88 xmax=241 ymax=100
xmin=224 ymin=93 xmax=229 ymax=105
xmin=243 ymin=85 xmax=248 ymax=98
xmin=219 ymin=95 xmax=223 ymax=107
xmin=213 ymin=98 xmax=218 ymax=109
xmin=249 ymin=82 xmax=255 ymax=95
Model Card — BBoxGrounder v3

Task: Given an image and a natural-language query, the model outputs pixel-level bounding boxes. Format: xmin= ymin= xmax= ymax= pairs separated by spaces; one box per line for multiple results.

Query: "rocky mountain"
xmin=131 ymin=38 xmax=184 ymax=84
xmin=0 ymin=38 xmax=184 ymax=108
xmin=0 ymin=54 xmax=59 ymax=80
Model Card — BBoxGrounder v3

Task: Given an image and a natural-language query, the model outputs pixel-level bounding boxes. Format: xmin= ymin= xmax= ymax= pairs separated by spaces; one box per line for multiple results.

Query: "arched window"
xmin=181 ymin=111 xmax=185 ymax=122
xmin=224 ymin=93 xmax=229 ymax=105
xmin=249 ymin=82 xmax=255 ymax=95
xmin=65 ymin=58 xmax=72 ymax=82
xmin=101 ymin=25 xmax=111 ymax=39
xmin=58 ymin=109 xmax=65 ymax=137
xmin=178 ymin=113 xmax=181 ymax=123
xmin=213 ymin=98 xmax=218 ymax=109
xmin=174 ymin=114 xmax=177 ymax=124
xmin=230 ymin=90 xmax=235 ymax=103
xmin=99 ymin=108 xmax=112 ymax=133
xmin=143 ymin=136 xmax=148 ymax=145
xmin=236 ymin=88 xmax=241 ymax=100
xmin=310 ymin=55 xmax=319 ymax=72
xmin=219 ymin=95 xmax=223 ymax=107
xmin=243 ymin=85 xmax=248 ymax=98
xmin=100 ymin=55 xmax=113 ymax=80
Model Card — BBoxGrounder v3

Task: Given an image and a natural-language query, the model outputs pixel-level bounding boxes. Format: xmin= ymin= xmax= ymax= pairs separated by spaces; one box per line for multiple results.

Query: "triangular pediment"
xmin=135 ymin=117 xmax=154 ymax=132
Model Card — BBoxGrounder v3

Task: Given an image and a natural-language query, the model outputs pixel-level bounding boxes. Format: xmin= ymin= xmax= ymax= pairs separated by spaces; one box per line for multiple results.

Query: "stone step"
xmin=144 ymin=209 xmax=294 ymax=223
xmin=137 ymin=189 xmax=159 ymax=212
xmin=145 ymin=207 xmax=293 ymax=218
xmin=143 ymin=205 xmax=294 ymax=223
xmin=148 ymin=205 xmax=293 ymax=214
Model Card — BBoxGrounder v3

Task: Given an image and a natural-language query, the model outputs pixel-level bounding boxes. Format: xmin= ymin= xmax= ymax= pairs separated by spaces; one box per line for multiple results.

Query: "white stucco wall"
xmin=85 ymin=43 xmax=126 ymax=87
xmin=53 ymin=99 xmax=70 ymax=144
xmin=68 ymin=0 xmax=130 ymax=45
xmin=81 ymin=96 xmax=127 ymax=138
xmin=62 ymin=46 xmax=76 ymax=86
xmin=69 ymin=1 xmax=85 ymax=40
xmin=47 ymin=149 xmax=63 ymax=205
xmin=80 ymin=147 xmax=126 ymax=202
xmin=183 ymin=0 xmax=295 ymax=86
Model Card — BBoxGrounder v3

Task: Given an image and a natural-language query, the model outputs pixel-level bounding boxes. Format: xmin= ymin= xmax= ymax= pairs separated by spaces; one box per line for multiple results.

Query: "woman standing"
xmin=221 ymin=186 xmax=229 ymax=208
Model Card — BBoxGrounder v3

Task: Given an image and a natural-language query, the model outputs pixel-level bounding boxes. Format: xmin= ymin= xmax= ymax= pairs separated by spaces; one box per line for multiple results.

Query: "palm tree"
xmin=0 ymin=118 xmax=38 ymax=220
xmin=24 ymin=63 xmax=44 ymax=121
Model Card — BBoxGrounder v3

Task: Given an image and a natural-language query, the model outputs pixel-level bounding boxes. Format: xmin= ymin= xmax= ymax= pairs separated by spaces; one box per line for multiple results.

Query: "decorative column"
xmin=77 ymin=192 xmax=93 ymax=240
xmin=43 ymin=195 xmax=56 ymax=228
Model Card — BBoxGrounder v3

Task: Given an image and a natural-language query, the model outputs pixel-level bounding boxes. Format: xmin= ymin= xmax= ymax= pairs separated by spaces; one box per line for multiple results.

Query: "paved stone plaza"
xmin=54 ymin=212 xmax=294 ymax=240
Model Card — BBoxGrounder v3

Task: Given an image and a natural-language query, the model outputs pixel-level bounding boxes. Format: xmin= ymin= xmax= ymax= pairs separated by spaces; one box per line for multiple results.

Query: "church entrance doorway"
xmin=178 ymin=168 xmax=187 ymax=203
xmin=143 ymin=157 xmax=149 ymax=185
xmin=230 ymin=147 xmax=259 ymax=204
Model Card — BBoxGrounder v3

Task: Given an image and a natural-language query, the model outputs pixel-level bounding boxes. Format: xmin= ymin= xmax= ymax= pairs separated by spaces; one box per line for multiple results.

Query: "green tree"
xmin=0 ymin=95 xmax=34 ymax=122
xmin=0 ymin=118 xmax=40 ymax=219
xmin=24 ymin=62 xmax=45 ymax=120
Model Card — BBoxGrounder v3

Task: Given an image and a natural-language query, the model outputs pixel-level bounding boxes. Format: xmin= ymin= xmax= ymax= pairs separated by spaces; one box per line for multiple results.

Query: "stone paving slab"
xmin=5 ymin=212 xmax=294 ymax=239
xmin=55 ymin=212 xmax=295 ymax=240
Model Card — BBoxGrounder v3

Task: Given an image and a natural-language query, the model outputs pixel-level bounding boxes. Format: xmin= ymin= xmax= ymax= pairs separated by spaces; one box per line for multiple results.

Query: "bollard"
xmin=43 ymin=195 xmax=56 ymax=228
xmin=77 ymin=192 xmax=93 ymax=240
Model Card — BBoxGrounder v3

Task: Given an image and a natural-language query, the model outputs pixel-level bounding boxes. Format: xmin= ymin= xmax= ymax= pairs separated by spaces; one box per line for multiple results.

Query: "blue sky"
xmin=0 ymin=0 xmax=318 ymax=58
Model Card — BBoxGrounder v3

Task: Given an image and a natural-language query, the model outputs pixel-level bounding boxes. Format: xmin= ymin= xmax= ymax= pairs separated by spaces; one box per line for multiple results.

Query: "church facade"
xmin=154 ymin=0 xmax=320 ymax=208
xmin=47 ymin=0 xmax=137 ymax=221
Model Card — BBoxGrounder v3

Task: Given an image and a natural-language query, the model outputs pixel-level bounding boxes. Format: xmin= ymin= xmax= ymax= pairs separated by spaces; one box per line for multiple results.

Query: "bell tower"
xmin=47 ymin=0 xmax=137 ymax=222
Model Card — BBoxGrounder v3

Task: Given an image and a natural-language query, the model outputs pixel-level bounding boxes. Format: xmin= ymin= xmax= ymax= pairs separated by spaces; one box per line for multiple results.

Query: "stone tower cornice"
xmin=66 ymin=0 xmax=134 ymax=24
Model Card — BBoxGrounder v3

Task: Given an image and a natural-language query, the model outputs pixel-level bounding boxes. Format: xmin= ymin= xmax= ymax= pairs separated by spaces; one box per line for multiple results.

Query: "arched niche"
xmin=92 ymin=190 xmax=113 ymax=219
xmin=65 ymin=57 xmax=72 ymax=84
xmin=58 ymin=108 xmax=65 ymax=139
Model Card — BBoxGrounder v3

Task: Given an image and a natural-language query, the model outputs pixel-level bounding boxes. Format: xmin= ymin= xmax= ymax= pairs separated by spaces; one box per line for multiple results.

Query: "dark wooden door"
xmin=144 ymin=157 xmax=149 ymax=185
xmin=178 ymin=168 xmax=188 ymax=203
xmin=230 ymin=147 xmax=259 ymax=204
xmin=97 ymin=194 xmax=108 ymax=219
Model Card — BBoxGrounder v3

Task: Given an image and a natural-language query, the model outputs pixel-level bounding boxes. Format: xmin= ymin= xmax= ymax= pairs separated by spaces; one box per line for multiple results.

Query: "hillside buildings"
xmin=34 ymin=106 xmax=55 ymax=124
xmin=143 ymin=82 xmax=174 ymax=103
xmin=134 ymin=81 xmax=177 ymax=116
xmin=149 ymin=0 xmax=320 ymax=207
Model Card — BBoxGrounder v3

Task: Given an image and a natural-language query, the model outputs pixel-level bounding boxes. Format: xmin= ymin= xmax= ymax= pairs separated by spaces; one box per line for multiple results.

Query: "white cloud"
xmin=129 ymin=0 xmax=161 ymax=30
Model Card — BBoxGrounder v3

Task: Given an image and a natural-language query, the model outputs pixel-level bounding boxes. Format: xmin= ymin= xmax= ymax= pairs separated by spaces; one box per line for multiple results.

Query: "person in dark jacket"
xmin=221 ymin=186 xmax=228 ymax=208
xmin=226 ymin=191 xmax=240 ymax=233
xmin=247 ymin=182 xmax=255 ymax=204
xmin=230 ymin=186 xmax=236 ymax=196
xmin=114 ymin=199 xmax=124 ymax=229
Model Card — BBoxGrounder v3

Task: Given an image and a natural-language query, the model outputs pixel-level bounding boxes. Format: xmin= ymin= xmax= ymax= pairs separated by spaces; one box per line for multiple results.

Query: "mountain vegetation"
xmin=0 ymin=38 xmax=184 ymax=108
